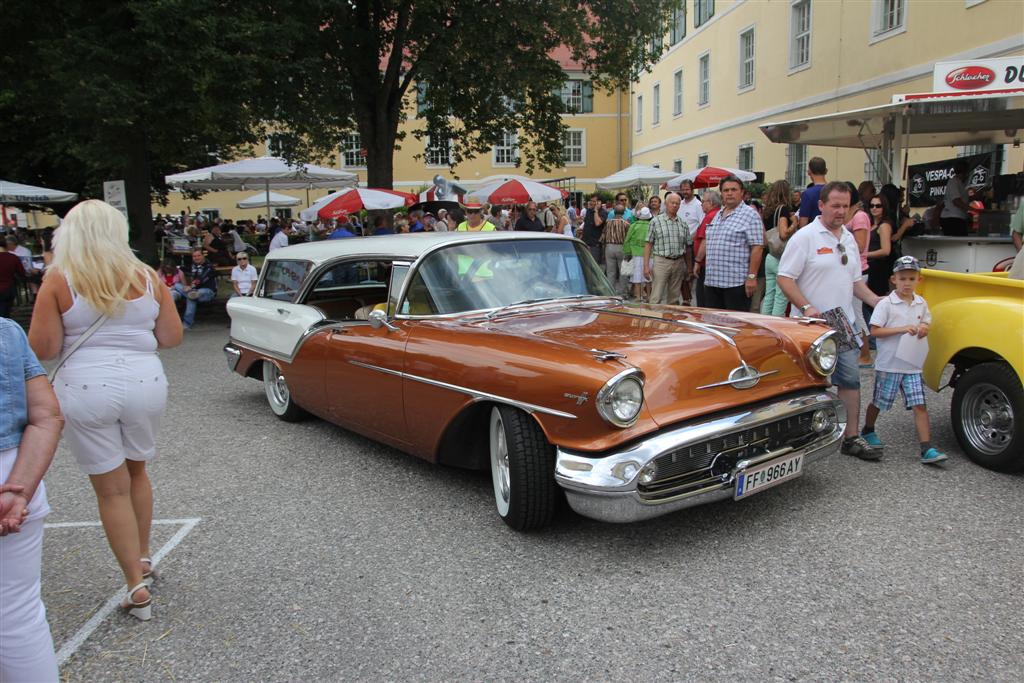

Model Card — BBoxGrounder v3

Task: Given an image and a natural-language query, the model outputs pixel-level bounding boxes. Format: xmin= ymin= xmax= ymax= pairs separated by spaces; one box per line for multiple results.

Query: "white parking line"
xmin=48 ymin=517 xmax=201 ymax=667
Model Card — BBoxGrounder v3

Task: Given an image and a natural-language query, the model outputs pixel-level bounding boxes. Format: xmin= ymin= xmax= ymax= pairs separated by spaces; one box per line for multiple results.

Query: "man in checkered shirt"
xmin=643 ymin=192 xmax=691 ymax=305
xmin=697 ymin=176 xmax=764 ymax=311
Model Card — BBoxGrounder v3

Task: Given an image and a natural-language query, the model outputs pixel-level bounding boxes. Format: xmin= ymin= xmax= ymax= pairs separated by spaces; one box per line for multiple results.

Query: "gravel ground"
xmin=36 ymin=323 xmax=1023 ymax=682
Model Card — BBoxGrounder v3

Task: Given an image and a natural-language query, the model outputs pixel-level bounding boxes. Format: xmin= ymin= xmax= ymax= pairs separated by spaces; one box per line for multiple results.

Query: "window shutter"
xmin=582 ymin=81 xmax=594 ymax=113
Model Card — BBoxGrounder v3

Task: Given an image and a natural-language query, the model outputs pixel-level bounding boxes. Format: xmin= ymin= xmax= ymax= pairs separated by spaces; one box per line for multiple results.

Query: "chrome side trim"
xmin=348 ymin=360 xmax=578 ymax=419
xmin=223 ymin=344 xmax=241 ymax=372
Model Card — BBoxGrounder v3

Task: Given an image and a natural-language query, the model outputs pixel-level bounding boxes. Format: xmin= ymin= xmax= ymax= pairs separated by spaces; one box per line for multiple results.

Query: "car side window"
xmin=302 ymin=259 xmax=393 ymax=321
xmin=260 ymin=260 xmax=312 ymax=302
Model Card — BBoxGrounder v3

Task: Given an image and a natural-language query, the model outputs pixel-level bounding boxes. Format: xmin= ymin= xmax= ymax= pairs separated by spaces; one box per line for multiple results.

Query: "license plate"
xmin=734 ymin=453 xmax=803 ymax=500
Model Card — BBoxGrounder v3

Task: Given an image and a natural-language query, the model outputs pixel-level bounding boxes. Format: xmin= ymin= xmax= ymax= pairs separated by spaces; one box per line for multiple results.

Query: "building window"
xmin=560 ymin=79 xmax=594 ymax=114
xmin=873 ymin=0 xmax=905 ymax=37
xmin=695 ymin=0 xmax=715 ymax=28
xmin=670 ymin=5 xmax=686 ymax=44
xmin=739 ymin=27 xmax=755 ymax=91
xmin=672 ymin=69 xmax=684 ymax=117
xmin=790 ymin=0 xmax=811 ymax=70
xmin=738 ymin=145 xmax=754 ymax=172
xmin=635 ymin=95 xmax=643 ymax=132
xmin=562 ymin=129 xmax=584 ymax=165
xmin=672 ymin=160 xmax=682 ymax=174
xmin=493 ymin=131 xmax=519 ymax=166
xmin=786 ymin=143 xmax=807 ymax=187
xmin=697 ymin=153 xmax=709 ymax=168
xmin=425 ymin=136 xmax=451 ymax=167
xmin=698 ymin=53 xmax=710 ymax=106
xmin=652 ymin=84 xmax=661 ymax=126
xmin=341 ymin=133 xmax=365 ymax=168
xmin=416 ymin=82 xmax=429 ymax=116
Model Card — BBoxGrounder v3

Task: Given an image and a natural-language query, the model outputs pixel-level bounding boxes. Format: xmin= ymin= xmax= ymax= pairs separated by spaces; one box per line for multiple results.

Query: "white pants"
xmin=0 ymin=514 xmax=57 ymax=682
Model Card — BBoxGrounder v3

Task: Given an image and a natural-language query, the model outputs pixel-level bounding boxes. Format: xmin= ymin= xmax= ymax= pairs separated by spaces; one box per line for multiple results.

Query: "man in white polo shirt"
xmin=777 ymin=181 xmax=882 ymax=460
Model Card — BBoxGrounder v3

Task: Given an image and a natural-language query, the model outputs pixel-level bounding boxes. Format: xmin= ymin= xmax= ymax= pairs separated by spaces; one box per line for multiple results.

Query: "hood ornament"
xmin=696 ymin=363 xmax=779 ymax=390
xmin=564 ymin=391 xmax=590 ymax=405
xmin=590 ymin=348 xmax=626 ymax=361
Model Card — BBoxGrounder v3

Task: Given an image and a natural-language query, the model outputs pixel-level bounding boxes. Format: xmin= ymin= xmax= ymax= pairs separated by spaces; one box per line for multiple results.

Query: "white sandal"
xmin=141 ymin=557 xmax=160 ymax=587
xmin=121 ymin=582 xmax=152 ymax=621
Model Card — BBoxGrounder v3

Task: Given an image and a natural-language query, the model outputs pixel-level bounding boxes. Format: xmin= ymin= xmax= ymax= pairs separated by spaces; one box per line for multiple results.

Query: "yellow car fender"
xmin=924 ymin=297 xmax=1024 ymax=390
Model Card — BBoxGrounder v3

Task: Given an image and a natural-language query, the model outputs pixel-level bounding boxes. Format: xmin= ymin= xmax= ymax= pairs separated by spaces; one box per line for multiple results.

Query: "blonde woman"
xmin=29 ymin=200 xmax=182 ymax=621
xmin=552 ymin=204 xmax=572 ymax=236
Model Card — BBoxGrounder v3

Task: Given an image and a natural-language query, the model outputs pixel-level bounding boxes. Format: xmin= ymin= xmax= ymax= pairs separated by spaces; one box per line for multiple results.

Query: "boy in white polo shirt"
xmin=861 ymin=256 xmax=947 ymax=464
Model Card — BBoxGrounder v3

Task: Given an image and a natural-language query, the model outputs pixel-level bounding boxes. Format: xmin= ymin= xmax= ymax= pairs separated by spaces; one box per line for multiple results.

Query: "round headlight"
xmin=596 ymin=371 xmax=644 ymax=427
xmin=808 ymin=333 xmax=838 ymax=376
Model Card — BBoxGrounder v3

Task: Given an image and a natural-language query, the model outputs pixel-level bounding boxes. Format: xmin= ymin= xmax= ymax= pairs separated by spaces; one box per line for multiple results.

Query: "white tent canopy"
xmin=165 ymin=156 xmax=357 ymax=191
xmin=595 ymin=164 xmax=678 ymax=190
xmin=236 ymin=191 xmax=301 ymax=209
xmin=0 ymin=179 xmax=78 ymax=204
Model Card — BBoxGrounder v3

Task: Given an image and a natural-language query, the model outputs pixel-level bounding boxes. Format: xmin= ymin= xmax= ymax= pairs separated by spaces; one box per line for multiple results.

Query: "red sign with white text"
xmin=944 ymin=66 xmax=996 ymax=90
xmin=933 ymin=57 xmax=1024 ymax=93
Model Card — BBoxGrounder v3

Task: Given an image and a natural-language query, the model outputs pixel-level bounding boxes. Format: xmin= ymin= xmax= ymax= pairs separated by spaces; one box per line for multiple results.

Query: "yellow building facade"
xmin=158 ymin=68 xmax=631 ymax=221
xmin=630 ymin=0 xmax=1024 ymax=187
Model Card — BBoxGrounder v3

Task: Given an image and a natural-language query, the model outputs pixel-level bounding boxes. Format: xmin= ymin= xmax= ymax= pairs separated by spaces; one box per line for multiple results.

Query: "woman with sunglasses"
xmin=865 ymin=193 xmax=895 ymax=309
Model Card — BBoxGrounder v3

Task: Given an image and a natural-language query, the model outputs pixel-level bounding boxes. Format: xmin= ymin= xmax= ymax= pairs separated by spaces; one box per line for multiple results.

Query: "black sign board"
xmin=907 ymin=152 xmax=993 ymax=207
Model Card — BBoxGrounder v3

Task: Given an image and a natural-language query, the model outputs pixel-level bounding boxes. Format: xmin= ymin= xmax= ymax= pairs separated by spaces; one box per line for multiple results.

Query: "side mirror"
xmin=368 ymin=308 xmax=398 ymax=332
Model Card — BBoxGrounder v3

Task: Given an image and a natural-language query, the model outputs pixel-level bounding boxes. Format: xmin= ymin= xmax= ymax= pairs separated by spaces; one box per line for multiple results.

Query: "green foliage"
xmin=269 ymin=0 xmax=680 ymax=185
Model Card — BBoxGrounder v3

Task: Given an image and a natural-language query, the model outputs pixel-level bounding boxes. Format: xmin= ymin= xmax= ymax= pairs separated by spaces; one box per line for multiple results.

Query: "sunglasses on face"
xmin=869 ymin=203 xmax=883 ymax=208
xmin=237 ymin=258 xmax=248 ymax=262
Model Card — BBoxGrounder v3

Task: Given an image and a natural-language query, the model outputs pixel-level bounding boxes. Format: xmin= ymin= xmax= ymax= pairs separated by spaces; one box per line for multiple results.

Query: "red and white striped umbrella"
xmin=468 ymin=178 xmax=568 ymax=205
xmin=665 ymin=167 xmax=757 ymax=190
xmin=300 ymin=187 xmax=416 ymax=221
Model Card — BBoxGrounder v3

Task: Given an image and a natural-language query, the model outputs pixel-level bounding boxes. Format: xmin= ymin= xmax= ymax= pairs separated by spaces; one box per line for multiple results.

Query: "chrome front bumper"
xmin=555 ymin=391 xmax=846 ymax=523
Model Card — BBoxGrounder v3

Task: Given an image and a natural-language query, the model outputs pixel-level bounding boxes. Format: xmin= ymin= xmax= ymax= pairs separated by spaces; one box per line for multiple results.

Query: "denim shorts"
xmin=830 ymin=348 xmax=861 ymax=390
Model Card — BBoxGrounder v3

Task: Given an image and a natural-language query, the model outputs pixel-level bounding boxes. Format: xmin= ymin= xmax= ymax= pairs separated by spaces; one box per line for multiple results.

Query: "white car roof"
xmin=265 ymin=231 xmax=574 ymax=265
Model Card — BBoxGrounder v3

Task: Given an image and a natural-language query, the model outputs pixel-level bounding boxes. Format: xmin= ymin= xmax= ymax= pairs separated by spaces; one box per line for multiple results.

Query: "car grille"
xmin=638 ymin=411 xmax=823 ymax=501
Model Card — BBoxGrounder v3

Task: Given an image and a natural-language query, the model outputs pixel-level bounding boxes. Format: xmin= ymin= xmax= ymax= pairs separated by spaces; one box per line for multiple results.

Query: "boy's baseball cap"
xmin=892 ymin=255 xmax=921 ymax=273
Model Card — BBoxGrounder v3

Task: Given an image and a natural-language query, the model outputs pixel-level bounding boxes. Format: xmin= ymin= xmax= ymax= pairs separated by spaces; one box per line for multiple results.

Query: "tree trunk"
xmin=125 ymin=127 xmax=156 ymax=264
xmin=364 ymin=129 xmax=396 ymax=189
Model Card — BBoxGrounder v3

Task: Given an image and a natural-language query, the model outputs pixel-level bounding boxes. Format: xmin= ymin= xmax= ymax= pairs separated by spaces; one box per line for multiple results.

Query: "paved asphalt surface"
xmin=36 ymin=320 xmax=1023 ymax=682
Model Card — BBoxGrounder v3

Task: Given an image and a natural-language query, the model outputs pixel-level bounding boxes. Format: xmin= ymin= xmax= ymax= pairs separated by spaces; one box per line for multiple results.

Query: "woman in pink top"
xmin=845 ymin=181 xmax=874 ymax=365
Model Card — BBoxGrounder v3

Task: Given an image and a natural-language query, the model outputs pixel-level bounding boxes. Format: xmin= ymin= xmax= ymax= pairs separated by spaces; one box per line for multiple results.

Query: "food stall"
xmin=759 ymin=57 xmax=1024 ymax=273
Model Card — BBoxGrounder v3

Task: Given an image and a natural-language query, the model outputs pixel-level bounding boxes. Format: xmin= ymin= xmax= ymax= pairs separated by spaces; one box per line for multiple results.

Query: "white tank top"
xmin=61 ymin=275 xmax=160 ymax=356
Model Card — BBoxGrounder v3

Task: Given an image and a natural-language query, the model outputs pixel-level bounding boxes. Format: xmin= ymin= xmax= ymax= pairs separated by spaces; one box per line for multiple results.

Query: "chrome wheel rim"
xmin=961 ymin=382 xmax=1014 ymax=456
xmin=489 ymin=409 xmax=511 ymax=516
xmin=264 ymin=361 xmax=289 ymax=414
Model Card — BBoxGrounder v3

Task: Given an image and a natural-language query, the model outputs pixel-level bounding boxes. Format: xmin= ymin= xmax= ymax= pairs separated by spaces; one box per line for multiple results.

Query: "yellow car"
xmin=917 ymin=269 xmax=1024 ymax=472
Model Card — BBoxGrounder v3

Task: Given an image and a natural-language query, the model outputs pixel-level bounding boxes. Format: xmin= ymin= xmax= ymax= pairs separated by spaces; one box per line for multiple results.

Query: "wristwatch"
xmin=800 ymin=303 xmax=812 ymax=312
xmin=746 ymin=274 xmax=757 ymax=281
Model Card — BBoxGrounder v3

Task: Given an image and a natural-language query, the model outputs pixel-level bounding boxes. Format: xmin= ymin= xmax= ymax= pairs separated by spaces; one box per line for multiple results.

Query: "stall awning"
xmin=759 ymin=92 xmax=1024 ymax=149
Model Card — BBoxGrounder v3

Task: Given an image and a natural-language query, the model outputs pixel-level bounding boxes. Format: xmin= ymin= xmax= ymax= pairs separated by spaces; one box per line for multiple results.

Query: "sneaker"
xmin=920 ymin=448 xmax=948 ymax=465
xmin=861 ymin=431 xmax=883 ymax=447
xmin=841 ymin=435 xmax=883 ymax=461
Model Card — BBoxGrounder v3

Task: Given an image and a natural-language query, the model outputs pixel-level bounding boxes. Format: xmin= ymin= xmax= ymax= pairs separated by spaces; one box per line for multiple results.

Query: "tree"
xmin=0 ymin=1 xmax=284 ymax=262
xmin=270 ymin=0 xmax=678 ymax=188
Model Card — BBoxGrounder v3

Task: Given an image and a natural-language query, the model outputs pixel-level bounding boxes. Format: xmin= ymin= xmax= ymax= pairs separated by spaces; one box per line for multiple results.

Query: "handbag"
xmin=48 ymin=314 xmax=107 ymax=382
xmin=765 ymin=205 xmax=787 ymax=260
xmin=620 ymin=256 xmax=634 ymax=278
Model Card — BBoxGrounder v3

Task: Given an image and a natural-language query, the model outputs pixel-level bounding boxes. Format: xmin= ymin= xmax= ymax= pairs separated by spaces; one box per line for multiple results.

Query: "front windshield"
xmin=401 ymin=239 xmax=614 ymax=315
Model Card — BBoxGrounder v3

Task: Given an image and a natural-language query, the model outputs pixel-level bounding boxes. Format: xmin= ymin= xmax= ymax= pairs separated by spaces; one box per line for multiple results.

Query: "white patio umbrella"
xmin=594 ymin=164 xmax=678 ymax=190
xmin=236 ymin=191 xmax=301 ymax=209
xmin=166 ymin=155 xmax=357 ymax=218
xmin=0 ymin=179 xmax=78 ymax=204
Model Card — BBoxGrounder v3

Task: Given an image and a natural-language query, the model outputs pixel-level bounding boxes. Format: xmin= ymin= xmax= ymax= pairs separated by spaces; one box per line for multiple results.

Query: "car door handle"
xmin=276 ymin=308 xmax=290 ymax=315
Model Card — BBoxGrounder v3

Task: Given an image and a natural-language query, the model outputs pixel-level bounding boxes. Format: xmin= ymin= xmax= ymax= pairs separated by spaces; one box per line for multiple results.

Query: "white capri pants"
xmin=0 ymin=447 xmax=58 ymax=683
xmin=54 ymin=351 xmax=168 ymax=476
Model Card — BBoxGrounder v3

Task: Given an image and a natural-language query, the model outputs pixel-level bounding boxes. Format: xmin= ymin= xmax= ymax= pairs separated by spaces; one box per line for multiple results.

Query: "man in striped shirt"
xmin=601 ymin=201 xmax=631 ymax=295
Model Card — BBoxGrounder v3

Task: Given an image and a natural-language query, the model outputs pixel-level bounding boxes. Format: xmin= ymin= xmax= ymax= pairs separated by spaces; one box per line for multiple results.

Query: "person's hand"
xmin=904 ymin=324 xmax=919 ymax=336
xmin=0 ymin=491 xmax=29 ymax=536
xmin=803 ymin=305 xmax=822 ymax=318
xmin=917 ymin=323 xmax=929 ymax=339
xmin=643 ymin=262 xmax=652 ymax=280
xmin=744 ymin=278 xmax=756 ymax=297
xmin=693 ymin=261 xmax=702 ymax=277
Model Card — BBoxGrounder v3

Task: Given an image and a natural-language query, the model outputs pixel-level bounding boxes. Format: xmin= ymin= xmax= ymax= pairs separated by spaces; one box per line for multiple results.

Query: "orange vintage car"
xmin=225 ymin=232 xmax=845 ymax=530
